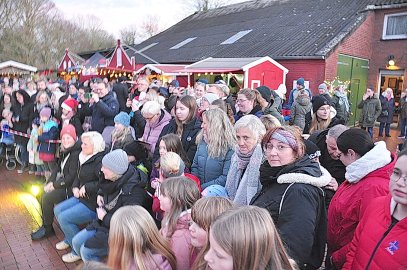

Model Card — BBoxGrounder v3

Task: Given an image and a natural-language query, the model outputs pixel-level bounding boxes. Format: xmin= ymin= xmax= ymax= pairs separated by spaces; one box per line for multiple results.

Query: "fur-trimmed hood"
xmin=278 ymin=165 xmax=332 ymax=187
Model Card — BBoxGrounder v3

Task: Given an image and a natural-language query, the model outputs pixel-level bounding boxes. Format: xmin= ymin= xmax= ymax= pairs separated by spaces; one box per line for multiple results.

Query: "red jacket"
xmin=343 ymin=195 xmax=407 ymax=270
xmin=327 ymin=154 xmax=396 ymax=268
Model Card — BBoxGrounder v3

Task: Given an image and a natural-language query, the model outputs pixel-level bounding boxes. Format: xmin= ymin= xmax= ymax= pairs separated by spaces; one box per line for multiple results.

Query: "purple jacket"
xmin=143 ymin=109 xmax=172 ymax=153
xmin=130 ymin=253 xmax=173 ymax=270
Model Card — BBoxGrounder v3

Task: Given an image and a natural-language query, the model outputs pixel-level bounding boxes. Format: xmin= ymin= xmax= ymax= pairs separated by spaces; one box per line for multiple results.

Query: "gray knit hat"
xmin=102 ymin=149 xmax=129 ymax=175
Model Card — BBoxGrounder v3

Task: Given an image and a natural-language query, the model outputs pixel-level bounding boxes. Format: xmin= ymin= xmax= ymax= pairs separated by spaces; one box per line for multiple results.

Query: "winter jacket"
xmin=154 ymin=117 xmax=202 ymax=165
xmin=358 ymin=96 xmax=382 ymax=127
xmin=160 ymin=211 xmax=193 ymax=270
xmin=143 ymin=109 xmax=171 ymax=154
xmin=343 ymin=195 xmax=407 ymax=270
xmin=72 ymin=151 xmax=105 ymax=211
xmin=377 ymin=95 xmax=395 ymax=124
xmin=234 ymin=105 xmax=264 ymax=121
xmin=191 ymin=141 xmax=234 ymax=189
xmin=12 ymin=92 xmax=33 ymax=145
xmin=264 ymin=99 xmax=285 ymax=124
xmin=251 ymin=156 xmax=330 ymax=270
xmin=84 ymin=165 xmax=151 ymax=250
xmin=27 ymin=127 xmax=43 ymax=165
xmin=90 ymin=91 xmax=119 ymax=133
xmin=48 ymin=140 xmax=81 ymax=193
xmin=288 ymin=88 xmax=313 ymax=108
xmin=112 ymin=82 xmax=129 ymax=112
xmin=129 ymin=254 xmax=173 ymax=270
xmin=327 ymin=142 xmax=396 ymax=269
xmin=331 ymin=91 xmax=350 ymax=124
xmin=400 ymin=95 xmax=407 ymax=119
xmin=290 ymin=95 xmax=312 ymax=130
xmin=129 ymin=110 xmax=146 ymax=139
xmin=37 ymin=120 xmax=59 ymax=156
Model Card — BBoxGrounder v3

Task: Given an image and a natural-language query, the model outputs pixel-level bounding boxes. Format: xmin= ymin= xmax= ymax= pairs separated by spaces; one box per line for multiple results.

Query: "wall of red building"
xmin=247 ymin=60 xmax=286 ymax=90
xmin=277 ymin=59 xmax=326 ymax=96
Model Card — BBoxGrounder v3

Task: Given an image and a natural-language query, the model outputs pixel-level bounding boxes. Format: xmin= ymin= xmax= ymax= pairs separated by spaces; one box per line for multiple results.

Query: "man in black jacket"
xmin=112 ymin=76 xmax=129 ymax=112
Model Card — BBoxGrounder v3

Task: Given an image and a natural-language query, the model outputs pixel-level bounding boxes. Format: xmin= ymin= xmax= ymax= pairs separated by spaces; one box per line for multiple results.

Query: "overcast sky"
xmin=54 ymin=0 xmax=248 ymax=40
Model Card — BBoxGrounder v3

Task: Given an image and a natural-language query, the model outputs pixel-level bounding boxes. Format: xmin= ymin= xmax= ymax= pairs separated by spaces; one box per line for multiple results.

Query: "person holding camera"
xmin=378 ymin=88 xmax=395 ymax=137
xmin=358 ymin=87 xmax=382 ymax=138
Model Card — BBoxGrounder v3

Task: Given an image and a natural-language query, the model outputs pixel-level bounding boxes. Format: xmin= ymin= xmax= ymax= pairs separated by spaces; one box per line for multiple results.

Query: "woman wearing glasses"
xmin=343 ymin=149 xmax=407 ymax=270
xmin=234 ymin=88 xmax=264 ymax=121
xmin=326 ymin=128 xmax=396 ymax=269
xmin=251 ymin=126 xmax=331 ymax=270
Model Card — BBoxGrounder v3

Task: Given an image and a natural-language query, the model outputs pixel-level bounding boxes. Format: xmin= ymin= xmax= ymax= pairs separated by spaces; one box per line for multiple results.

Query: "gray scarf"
xmin=334 ymin=90 xmax=350 ymax=113
xmin=225 ymin=144 xmax=263 ymax=205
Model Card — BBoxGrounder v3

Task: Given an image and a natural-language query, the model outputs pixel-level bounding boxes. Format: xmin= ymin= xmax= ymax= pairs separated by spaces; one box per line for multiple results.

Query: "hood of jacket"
xmin=346 ymin=141 xmax=394 ymax=183
xmin=278 ymin=164 xmax=332 ymax=187
xmin=100 ymin=165 xmax=147 ymax=197
xmin=260 ymin=156 xmax=322 ymax=187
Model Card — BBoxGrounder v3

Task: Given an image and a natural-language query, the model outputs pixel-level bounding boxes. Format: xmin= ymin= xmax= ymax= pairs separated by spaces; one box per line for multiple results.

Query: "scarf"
xmin=345 ymin=141 xmax=391 ymax=184
xmin=334 ymin=90 xmax=350 ymax=113
xmin=225 ymin=144 xmax=264 ymax=205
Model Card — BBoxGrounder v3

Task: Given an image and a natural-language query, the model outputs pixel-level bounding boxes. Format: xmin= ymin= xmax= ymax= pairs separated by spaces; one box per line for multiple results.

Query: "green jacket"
xmin=357 ymin=96 xmax=381 ymax=127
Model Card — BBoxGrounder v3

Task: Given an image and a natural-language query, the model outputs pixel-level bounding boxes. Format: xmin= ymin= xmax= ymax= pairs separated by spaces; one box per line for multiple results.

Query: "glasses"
xmin=236 ymin=99 xmax=249 ymax=103
xmin=263 ymin=143 xmax=292 ymax=153
xmin=391 ymin=171 xmax=407 ymax=185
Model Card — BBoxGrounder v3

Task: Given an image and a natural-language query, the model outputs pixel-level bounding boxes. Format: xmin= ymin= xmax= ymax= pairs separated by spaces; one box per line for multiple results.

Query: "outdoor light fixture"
xmin=388 ymin=55 xmax=395 ymax=66
xmin=30 ymin=184 xmax=41 ymax=197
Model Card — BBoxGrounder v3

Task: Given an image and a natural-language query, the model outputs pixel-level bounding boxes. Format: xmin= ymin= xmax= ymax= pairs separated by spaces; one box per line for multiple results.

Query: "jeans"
xmin=54 ymin=197 xmax=96 ymax=247
xmin=361 ymin=126 xmax=373 ymax=138
xmin=41 ymin=188 xmax=68 ymax=227
xmin=379 ymin=122 xmax=391 ymax=136
xmin=72 ymin=229 xmax=107 ymax=261
xmin=18 ymin=143 xmax=28 ymax=165
xmin=400 ymin=117 xmax=407 ymax=137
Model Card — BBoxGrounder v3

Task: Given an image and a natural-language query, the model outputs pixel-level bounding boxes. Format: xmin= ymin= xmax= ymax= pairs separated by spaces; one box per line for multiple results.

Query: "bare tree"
xmin=191 ymin=0 xmax=226 ymax=11
xmin=119 ymin=25 xmax=140 ymax=45
xmin=142 ymin=15 xmax=160 ymax=38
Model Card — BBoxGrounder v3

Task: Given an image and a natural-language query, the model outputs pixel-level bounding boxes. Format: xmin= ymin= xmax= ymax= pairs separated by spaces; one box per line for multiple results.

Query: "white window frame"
xmin=382 ymin=12 xmax=407 ymax=40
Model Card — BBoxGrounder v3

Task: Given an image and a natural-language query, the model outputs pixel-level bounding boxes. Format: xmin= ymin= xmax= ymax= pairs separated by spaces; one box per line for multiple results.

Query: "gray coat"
xmin=377 ymin=95 xmax=395 ymax=124
xmin=290 ymin=95 xmax=312 ymax=130
xmin=358 ymin=96 xmax=382 ymax=127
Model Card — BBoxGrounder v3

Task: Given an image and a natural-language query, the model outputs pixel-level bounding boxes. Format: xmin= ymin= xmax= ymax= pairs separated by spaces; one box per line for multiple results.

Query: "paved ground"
xmin=0 ymin=127 xmax=404 ymax=270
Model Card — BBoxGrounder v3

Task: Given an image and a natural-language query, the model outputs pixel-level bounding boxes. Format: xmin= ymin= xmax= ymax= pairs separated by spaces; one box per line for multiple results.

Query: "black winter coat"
xmin=49 ymin=140 xmax=81 ymax=194
xmin=154 ymin=117 xmax=202 ymax=164
xmin=84 ymin=166 xmax=151 ymax=250
xmin=90 ymin=92 xmax=119 ymax=133
xmin=251 ymin=157 xmax=327 ymax=270
xmin=112 ymin=82 xmax=129 ymax=112
xmin=12 ymin=100 xmax=33 ymax=145
xmin=72 ymin=151 xmax=105 ymax=211
xmin=377 ymin=95 xmax=395 ymax=124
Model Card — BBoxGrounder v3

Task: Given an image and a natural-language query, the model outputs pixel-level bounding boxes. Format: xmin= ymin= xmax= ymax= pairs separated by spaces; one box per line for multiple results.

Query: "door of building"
xmin=379 ymin=69 xmax=404 ymax=124
xmin=336 ymin=54 xmax=369 ymax=126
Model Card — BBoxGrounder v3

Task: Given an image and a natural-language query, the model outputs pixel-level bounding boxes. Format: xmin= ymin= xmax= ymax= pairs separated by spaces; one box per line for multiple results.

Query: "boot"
xmin=31 ymin=226 xmax=55 ymax=240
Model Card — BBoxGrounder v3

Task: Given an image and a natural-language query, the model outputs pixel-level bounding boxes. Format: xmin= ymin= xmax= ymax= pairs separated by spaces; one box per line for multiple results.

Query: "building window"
xmin=221 ymin=30 xmax=253 ymax=45
xmin=170 ymin=37 xmax=197 ymax=50
xmin=383 ymin=12 xmax=407 ymax=40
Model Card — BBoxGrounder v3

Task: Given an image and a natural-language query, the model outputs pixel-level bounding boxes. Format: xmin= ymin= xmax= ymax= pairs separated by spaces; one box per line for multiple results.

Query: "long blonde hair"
xmin=107 ymin=206 xmax=177 ymax=270
xmin=160 ymin=176 xmax=201 ymax=238
xmin=309 ymin=113 xmax=332 ymax=134
xmin=196 ymin=108 xmax=236 ymax=158
xmin=191 ymin=197 xmax=234 ymax=270
xmin=210 ymin=206 xmax=296 ymax=270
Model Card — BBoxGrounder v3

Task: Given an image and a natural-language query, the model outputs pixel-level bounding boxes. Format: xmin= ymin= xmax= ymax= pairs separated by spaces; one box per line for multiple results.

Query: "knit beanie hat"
xmin=32 ymin=117 xmax=41 ymax=127
xmin=304 ymin=139 xmax=321 ymax=160
xmin=60 ymin=124 xmax=77 ymax=140
xmin=202 ymin=93 xmax=219 ymax=105
xmin=256 ymin=86 xmax=272 ymax=103
xmin=312 ymin=95 xmax=329 ymax=113
xmin=61 ymin=98 xmax=79 ymax=112
xmin=123 ymin=140 xmax=148 ymax=161
xmin=201 ymin=184 xmax=228 ymax=197
xmin=114 ymin=112 xmax=130 ymax=127
xmin=296 ymin=77 xmax=305 ymax=87
xmin=169 ymin=80 xmax=179 ymax=87
xmin=40 ymin=107 xmax=51 ymax=119
xmin=102 ymin=149 xmax=129 ymax=175
xmin=318 ymin=83 xmax=328 ymax=92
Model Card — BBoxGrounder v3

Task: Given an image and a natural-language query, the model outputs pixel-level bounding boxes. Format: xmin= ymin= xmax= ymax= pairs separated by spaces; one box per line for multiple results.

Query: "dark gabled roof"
xmin=82 ymin=52 xmax=107 ymax=68
xmin=129 ymin=0 xmax=407 ymax=64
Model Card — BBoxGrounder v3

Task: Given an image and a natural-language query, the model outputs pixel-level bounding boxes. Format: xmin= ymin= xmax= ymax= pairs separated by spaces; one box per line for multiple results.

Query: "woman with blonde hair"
xmin=378 ymin=87 xmax=395 ymax=137
xmin=234 ymin=88 xmax=264 ymax=121
xmin=309 ymin=95 xmax=344 ymax=134
xmin=192 ymin=108 xmax=236 ymax=189
xmin=107 ymin=205 xmax=176 ymax=270
xmin=189 ymin=197 xmax=234 ymax=270
xmin=159 ymin=176 xmax=201 ymax=269
xmin=204 ymin=205 xmax=296 ymax=270
xmin=109 ymin=112 xmax=134 ymax=151
xmin=260 ymin=114 xmax=282 ymax=130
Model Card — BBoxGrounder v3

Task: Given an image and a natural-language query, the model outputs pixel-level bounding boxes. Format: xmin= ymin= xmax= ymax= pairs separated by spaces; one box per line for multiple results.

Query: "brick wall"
xmin=277 ymin=59 xmax=326 ymax=96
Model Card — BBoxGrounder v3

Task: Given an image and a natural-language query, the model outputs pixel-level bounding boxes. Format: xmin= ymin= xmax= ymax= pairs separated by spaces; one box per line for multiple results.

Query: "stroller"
xmin=0 ymin=123 xmax=20 ymax=170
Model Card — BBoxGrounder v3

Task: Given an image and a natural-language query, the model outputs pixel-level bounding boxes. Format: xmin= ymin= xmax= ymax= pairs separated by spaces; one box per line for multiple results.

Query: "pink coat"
xmin=129 ymin=254 xmax=172 ymax=270
xmin=160 ymin=211 xmax=193 ymax=270
xmin=142 ymin=110 xmax=171 ymax=153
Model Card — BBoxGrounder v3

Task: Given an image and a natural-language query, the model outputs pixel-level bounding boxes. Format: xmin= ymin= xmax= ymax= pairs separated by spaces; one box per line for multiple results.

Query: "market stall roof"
xmin=82 ymin=52 xmax=107 ymax=69
xmin=0 ymin=60 xmax=37 ymax=73
xmin=135 ymin=64 xmax=187 ymax=75
xmin=58 ymin=49 xmax=84 ymax=72
xmin=106 ymin=39 xmax=135 ymax=72
xmin=180 ymin=56 xmax=288 ymax=73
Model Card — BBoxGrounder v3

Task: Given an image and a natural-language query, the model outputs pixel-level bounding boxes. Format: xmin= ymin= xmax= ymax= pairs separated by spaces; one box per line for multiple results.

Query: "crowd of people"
xmin=0 ymin=75 xmax=406 ymax=270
